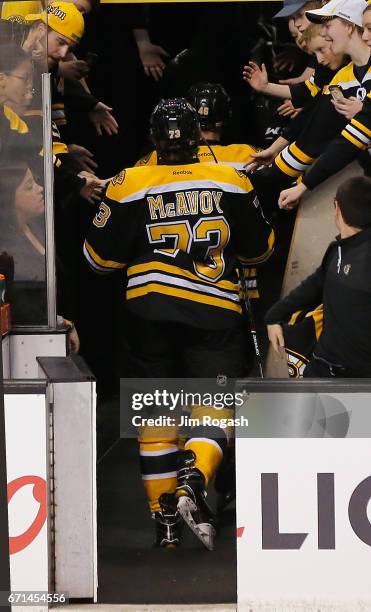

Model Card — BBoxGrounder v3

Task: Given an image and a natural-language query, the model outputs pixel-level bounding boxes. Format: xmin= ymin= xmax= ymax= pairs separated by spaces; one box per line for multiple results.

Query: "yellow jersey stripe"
xmin=341 ymin=129 xmax=365 ymax=149
xmin=84 ymin=240 xmax=125 ymax=270
xmin=351 ymin=118 xmax=371 ymax=138
xmin=275 ymin=155 xmax=300 ymax=178
xmin=290 ymin=143 xmax=314 ymax=164
xmin=126 ymin=283 xmax=242 ymax=313
xmin=237 ymin=228 xmax=275 ymax=264
xmin=127 ymin=261 xmax=239 ymax=291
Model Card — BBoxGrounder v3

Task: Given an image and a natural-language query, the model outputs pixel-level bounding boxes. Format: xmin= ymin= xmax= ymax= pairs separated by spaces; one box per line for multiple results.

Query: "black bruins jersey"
xmin=303 ymin=97 xmax=371 ymax=190
xmin=135 ymin=143 xmax=258 ymax=170
xmin=274 ymin=56 xmax=371 ymax=181
xmin=84 ymin=163 xmax=274 ymax=329
xmin=289 ymin=64 xmax=337 ymax=109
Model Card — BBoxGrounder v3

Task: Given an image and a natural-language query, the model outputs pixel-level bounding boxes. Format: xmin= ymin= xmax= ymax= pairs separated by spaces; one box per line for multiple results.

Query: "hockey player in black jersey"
xmin=137 ymin=84 xmax=261 ymax=299
xmin=84 ymin=99 xmax=274 ymax=550
xmin=136 ymin=82 xmax=258 ymax=170
xmin=186 ymin=82 xmax=259 ymax=169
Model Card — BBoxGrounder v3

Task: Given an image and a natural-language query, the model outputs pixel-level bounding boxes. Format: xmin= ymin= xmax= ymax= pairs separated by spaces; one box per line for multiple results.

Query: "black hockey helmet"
xmin=187 ymin=83 xmax=231 ymax=132
xmin=150 ymin=98 xmax=200 ymax=162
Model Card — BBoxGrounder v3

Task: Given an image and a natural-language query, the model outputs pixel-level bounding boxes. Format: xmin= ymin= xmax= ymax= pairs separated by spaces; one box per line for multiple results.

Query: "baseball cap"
xmin=274 ymin=0 xmax=309 ymax=19
xmin=25 ymin=2 xmax=85 ymax=44
xmin=306 ymin=0 xmax=368 ymax=27
xmin=1 ymin=2 xmax=43 ymax=23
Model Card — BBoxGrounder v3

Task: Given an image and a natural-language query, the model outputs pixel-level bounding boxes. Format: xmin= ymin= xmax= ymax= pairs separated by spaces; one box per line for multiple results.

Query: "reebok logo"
xmin=172 ymin=170 xmax=192 ymax=175
xmin=47 ymin=5 xmax=67 ymax=20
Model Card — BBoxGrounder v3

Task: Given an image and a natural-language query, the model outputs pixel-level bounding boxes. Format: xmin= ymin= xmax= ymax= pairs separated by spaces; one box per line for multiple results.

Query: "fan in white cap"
xmin=306 ymin=0 xmax=368 ymax=28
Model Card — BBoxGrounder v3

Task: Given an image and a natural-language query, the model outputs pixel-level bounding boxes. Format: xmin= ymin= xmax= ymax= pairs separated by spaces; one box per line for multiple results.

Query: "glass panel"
xmin=0 ymin=0 xmax=49 ymax=326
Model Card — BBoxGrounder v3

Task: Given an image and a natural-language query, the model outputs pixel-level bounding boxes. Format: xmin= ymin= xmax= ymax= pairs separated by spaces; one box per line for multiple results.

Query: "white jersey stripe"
xmin=346 ymin=124 xmax=370 ymax=144
xmin=142 ymin=472 xmax=177 ymax=480
xmin=282 ymin=148 xmax=309 ymax=172
xmin=127 ymin=272 xmax=240 ymax=302
xmin=83 ymin=244 xmax=113 ymax=274
xmin=140 ymin=447 xmax=178 ymax=457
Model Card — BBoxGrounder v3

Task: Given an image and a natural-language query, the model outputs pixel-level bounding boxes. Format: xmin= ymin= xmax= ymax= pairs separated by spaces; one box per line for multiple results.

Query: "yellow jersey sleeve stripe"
xmin=341 ymin=129 xmax=365 ymax=149
xmin=126 ymin=283 xmax=242 ymax=314
xmin=290 ymin=143 xmax=315 ymax=164
xmin=275 ymin=155 xmax=301 ymax=178
xmin=351 ymin=118 xmax=371 ymax=138
xmin=247 ymin=289 xmax=259 ymax=299
xmin=127 ymin=261 xmax=239 ymax=291
xmin=84 ymin=240 xmax=126 ymax=270
xmin=237 ymin=229 xmax=275 ymax=265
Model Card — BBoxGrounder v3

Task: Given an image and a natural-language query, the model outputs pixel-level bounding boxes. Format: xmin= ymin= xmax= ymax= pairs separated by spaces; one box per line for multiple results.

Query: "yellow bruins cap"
xmin=25 ymin=2 xmax=85 ymax=44
xmin=1 ymin=2 xmax=43 ymax=23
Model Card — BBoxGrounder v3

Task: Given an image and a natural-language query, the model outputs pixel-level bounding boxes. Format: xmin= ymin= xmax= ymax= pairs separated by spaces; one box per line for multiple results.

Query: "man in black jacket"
xmin=265 ymin=176 xmax=371 ymax=377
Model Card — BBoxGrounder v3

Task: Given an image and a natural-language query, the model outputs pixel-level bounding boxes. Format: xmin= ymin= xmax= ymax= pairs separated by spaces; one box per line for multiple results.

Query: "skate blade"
xmin=177 ymin=496 xmax=215 ymax=551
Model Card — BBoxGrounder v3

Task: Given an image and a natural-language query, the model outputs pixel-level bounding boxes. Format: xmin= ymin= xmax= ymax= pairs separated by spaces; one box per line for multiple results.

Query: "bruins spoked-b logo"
xmin=356 ymin=87 xmax=367 ymax=101
xmin=286 ymin=349 xmax=308 ymax=378
xmin=343 ymin=264 xmax=351 ymax=275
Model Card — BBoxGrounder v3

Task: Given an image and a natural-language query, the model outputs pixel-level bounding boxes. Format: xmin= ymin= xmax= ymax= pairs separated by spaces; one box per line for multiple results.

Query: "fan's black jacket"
xmin=265 ymin=227 xmax=371 ymax=374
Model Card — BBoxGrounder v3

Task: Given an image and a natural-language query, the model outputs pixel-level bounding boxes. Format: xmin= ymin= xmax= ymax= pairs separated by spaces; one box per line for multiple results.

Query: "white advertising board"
xmin=4 ymin=394 xmax=49 ymax=594
xmin=236 ymin=437 xmax=371 ymax=607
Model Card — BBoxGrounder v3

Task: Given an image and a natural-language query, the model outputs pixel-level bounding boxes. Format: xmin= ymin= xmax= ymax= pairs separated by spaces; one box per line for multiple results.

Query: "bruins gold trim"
xmin=127 ymin=283 xmax=242 ymax=313
xmin=84 ymin=240 xmax=125 ymax=270
xmin=127 ymin=261 xmax=239 ymax=291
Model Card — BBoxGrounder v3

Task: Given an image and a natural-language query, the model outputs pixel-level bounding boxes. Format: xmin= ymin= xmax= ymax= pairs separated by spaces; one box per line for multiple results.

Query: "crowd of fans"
xmin=1 ymin=0 xmax=371 ymax=553
xmin=1 ymin=0 xmax=371 ymax=389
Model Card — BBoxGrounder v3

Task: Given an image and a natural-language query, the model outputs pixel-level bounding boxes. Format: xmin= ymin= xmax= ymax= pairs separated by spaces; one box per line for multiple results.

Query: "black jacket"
xmin=265 ymin=227 xmax=371 ymax=374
